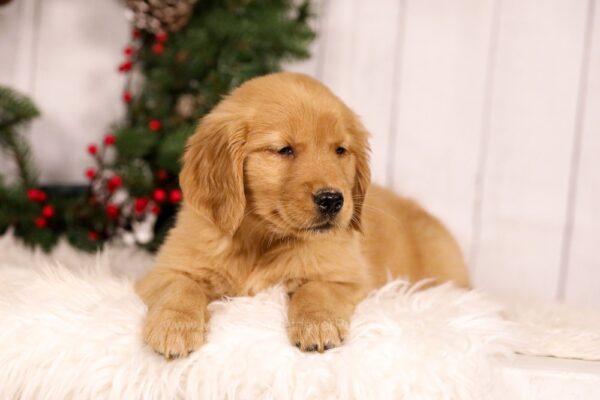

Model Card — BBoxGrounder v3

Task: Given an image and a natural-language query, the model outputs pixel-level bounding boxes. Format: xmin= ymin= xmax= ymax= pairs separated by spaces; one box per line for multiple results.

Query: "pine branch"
xmin=0 ymin=128 xmax=38 ymax=187
xmin=0 ymin=85 xmax=40 ymax=129
xmin=0 ymin=86 xmax=40 ymax=188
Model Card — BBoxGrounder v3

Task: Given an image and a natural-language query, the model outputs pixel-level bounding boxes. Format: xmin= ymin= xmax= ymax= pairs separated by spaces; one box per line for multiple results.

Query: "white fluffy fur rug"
xmin=0 ymin=234 xmax=598 ymax=399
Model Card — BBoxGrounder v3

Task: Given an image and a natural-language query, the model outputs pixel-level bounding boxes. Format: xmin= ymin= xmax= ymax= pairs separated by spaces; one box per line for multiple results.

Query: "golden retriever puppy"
xmin=136 ymin=72 xmax=469 ymax=359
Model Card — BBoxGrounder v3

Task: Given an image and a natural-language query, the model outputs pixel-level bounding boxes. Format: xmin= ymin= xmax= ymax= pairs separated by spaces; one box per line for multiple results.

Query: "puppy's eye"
xmin=335 ymin=146 xmax=347 ymax=155
xmin=278 ymin=146 xmax=294 ymax=156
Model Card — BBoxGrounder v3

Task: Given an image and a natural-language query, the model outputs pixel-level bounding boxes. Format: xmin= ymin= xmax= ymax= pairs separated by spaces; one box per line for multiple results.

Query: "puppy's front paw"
xmin=142 ymin=307 xmax=205 ymax=359
xmin=288 ymin=311 xmax=349 ymax=353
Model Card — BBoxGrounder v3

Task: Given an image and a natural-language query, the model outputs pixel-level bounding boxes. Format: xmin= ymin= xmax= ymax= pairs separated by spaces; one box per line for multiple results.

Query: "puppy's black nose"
xmin=313 ymin=191 xmax=344 ymax=216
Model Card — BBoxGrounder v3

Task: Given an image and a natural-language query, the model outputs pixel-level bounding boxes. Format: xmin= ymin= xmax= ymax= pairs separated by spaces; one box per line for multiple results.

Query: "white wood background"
xmin=0 ymin=0 xmax=598 ymax=309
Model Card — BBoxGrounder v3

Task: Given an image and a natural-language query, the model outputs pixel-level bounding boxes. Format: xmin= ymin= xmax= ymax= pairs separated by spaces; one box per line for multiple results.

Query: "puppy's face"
xmin=180 ymin=73 xmax=370 ymax=237
xmin=244 ymin=109 xmax=359 ymax=236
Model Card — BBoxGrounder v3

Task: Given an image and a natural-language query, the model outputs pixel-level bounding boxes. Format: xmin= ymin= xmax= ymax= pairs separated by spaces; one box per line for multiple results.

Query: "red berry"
xmin=152 ymin=42 xmax=164 ymax=55
xmin=152 ymin=188 xmax=166 ymax=203
xmin=34 ymin=217 xmax=47 ymax=229
xmin=87 ymin=144 xmax=98 ymax=155
xmin=148 ymin=119 xmax=161 ymax=131
xmin=132 ymin=28 xmax=142 ymax=39
xmin=118 ymin=61 xmax=133 ymax=72
xmin=104 ymin=134 xmax=116 ymax=145
xmin=85 ymin=168 xmax=96 ymax=180
xmin=134 ymin=197 xmax=149 ymax=214
xmin=124 ymin=46 xmax=135 ymax=57
xmin=151 ymin=205 xmax=161 ymax=215
xmin=169 ymin=189 xmax=182 ymax=204
xmin=41 ymin=205 xmax=55 ymax=219
xmin=106 ymin=204 xmax=120 ymax=219
xmin=27 ymin=189 xmax=47 ymax=202
xmin=156 ymin=169 xmax=168 ymax=181
xmin=107 ymin=175 xmax=123 ymax=191
xmin=155 ymin=31 xmax=168 ymax=43
xmin=27 ymin=189 xmax=42 ymax=202
xmin=122 ymin=91 xmax=133 ymax=103
xmin=88 ymin=231 xmax=99 ymax=241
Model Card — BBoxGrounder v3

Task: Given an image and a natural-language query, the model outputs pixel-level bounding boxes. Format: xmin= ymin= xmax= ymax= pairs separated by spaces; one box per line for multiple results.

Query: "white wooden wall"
xmin=1 ymin=0 xmax=598 ymax=309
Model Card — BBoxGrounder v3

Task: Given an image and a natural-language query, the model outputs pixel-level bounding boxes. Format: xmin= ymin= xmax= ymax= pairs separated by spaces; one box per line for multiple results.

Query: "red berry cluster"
xmin=84 ymin=132 xmax=182 ymax=226
xmin=153 ymin=169 xmax=180 ymax=213
xmin=148 ymin=187 xmax=182 ymax=215
xmin=26 ymin=189 xmax=55 ymax=229
xmin=85 ymin=133 xmax=128 ymax=221
xmin=77 ymin=27 xmax=182 ymax=244
xmin=118 ymin=28 xmax=163 ymax=128
xmin=117 ymin=168 xmax=182 ymax=219
xmin=118 ymin=29 xmax=140 ymax=104
xmin=85 ymin=133 xmax=117 ymax=182
xmin=152 ymin=31 xmax=168 ymax=55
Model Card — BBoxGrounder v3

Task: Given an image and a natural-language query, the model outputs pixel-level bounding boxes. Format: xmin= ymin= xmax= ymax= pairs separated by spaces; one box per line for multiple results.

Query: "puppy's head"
xmin=180 ymin=72 xmax=371 ymax=237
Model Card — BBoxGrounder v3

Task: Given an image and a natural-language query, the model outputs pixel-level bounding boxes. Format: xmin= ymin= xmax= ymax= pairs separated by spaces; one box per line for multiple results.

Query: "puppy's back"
xmin=361 ymin=185 xmax=469 ymax=288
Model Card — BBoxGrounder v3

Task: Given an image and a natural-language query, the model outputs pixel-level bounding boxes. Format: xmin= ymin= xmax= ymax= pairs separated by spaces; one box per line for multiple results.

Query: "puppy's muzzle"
xmin=313 ymin=190 xmax=344 ymax=217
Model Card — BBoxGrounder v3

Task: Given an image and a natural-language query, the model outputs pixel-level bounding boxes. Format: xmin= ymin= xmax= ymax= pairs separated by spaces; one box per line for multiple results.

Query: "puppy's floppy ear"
xmin=180 ymin=108 xmax=247 ymax=235
xmin=348 ymin=116 xmax=371 ymax=232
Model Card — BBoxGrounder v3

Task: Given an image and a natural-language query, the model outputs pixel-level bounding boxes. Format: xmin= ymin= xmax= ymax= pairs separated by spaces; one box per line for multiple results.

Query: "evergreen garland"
xmin=0 ymin=0 xmax=315 ymax=252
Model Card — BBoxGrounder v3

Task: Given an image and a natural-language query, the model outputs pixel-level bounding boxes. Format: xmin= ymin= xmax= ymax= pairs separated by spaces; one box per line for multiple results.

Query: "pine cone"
xmin=126 ymin=0 xmax=198 ymax=33
xmin=175 ymin=94 xmax=197 ymax=119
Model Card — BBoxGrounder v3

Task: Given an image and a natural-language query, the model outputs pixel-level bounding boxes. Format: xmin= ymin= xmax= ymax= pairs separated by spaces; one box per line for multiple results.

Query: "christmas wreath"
xmin=0 ymin=0 xmax=314 ymax=252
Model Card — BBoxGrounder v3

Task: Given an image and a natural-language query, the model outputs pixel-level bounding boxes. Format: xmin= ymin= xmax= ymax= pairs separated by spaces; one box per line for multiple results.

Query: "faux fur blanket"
xmin=0 ymin=235 xmax=598 ymax=399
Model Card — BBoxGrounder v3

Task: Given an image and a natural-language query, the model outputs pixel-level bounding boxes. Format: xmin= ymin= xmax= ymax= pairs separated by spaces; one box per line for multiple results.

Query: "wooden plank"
xmin=0 ymin=0 xmax=39 ymax=91
xmin=0 ymin=0 xmax=22 ymax=85
xmin=492 ymin=355 xmax=600 ymax=399
xmin=282 ymin=0 xmax=328 ymax=78
xmin=0 ymin=0 xmax=41 ymax=182
xmin=562 ymin=0 xmax=600 ymax=310
xmin=473 ymin=0 xmax=590 ymax=300
xmin=317 ymin=0 xmax=402 ymax=185
xmin=27 ymin=0 xmax=128 ymax=184
xmin=0 ymin=0 xmax=22 ymax=180
xmin=390 ymin=0 xmax=497 ymax=255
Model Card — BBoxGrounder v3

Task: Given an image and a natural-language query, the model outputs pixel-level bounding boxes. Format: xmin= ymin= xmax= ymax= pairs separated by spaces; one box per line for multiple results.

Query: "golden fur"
xmin=136 ymin=72 xmax=469 ymax=359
